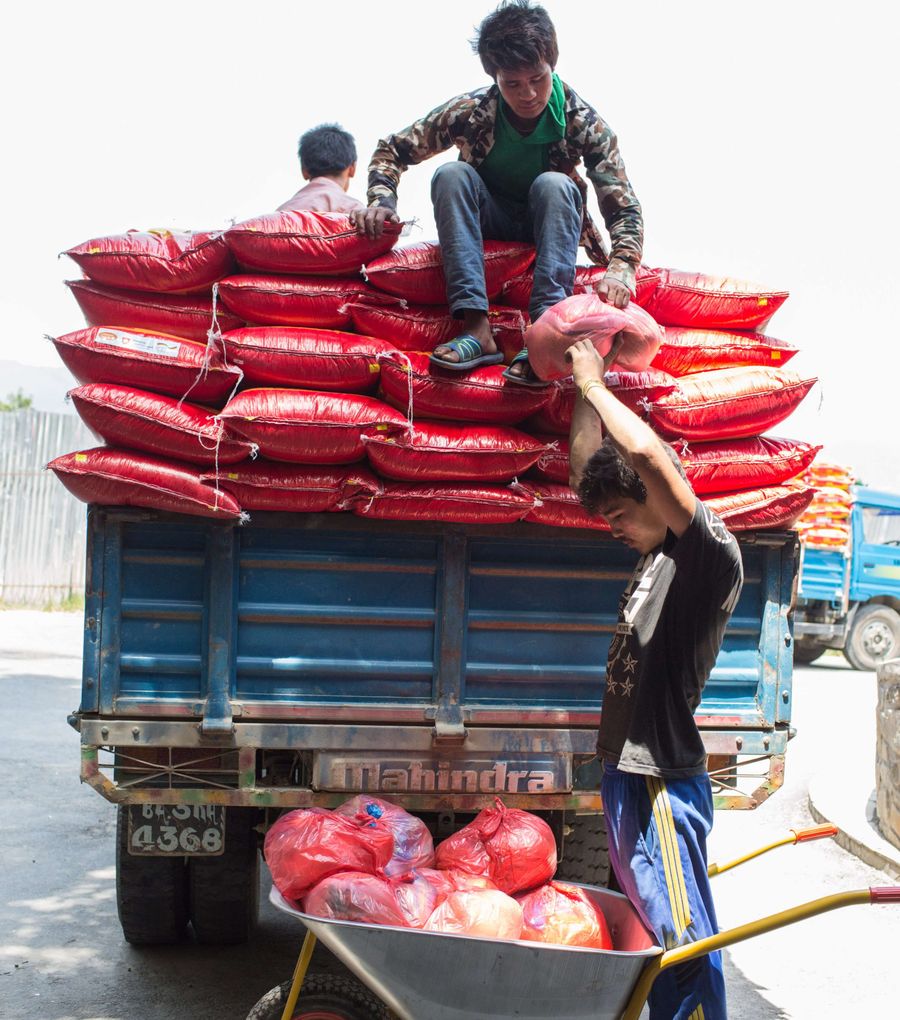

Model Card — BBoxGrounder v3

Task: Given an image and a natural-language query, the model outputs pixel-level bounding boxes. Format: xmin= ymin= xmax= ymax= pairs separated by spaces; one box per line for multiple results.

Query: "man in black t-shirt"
xmin=567 ymin=337 xmax=742 ymax=1020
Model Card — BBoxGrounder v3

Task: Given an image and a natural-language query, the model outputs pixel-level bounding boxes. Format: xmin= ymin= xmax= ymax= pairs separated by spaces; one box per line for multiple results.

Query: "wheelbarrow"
xmin=247 ymin=825 xmax=900 ymax=1020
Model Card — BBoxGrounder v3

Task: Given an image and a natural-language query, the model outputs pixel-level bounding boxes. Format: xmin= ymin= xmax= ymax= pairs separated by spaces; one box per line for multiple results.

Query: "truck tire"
xmin=188 ymin=807 xmax=260 ymax=945
xmin=555 ymin=811 xmax=611 ymax=888
xmin=845 ymin=604 xmax=900 ymax=672
xmin=793 ymin=636 xmax=828 ymax=664
xmin=116 ymin=806 xmax=189 ymax=945
xmin=245 ymin=972 xmax=397 ymax=1020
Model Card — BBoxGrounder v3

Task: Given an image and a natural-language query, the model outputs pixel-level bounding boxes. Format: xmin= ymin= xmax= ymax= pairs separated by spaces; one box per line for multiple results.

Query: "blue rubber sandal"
xmin=502 ymin=348 xmax=548 ymax=388
xmin=428 ymin=334 xmax=505 ymax=372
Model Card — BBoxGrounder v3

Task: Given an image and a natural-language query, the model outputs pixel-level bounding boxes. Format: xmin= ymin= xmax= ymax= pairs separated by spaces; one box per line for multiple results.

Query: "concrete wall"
xmin=876 ymin=658 xmax=900 ymax=850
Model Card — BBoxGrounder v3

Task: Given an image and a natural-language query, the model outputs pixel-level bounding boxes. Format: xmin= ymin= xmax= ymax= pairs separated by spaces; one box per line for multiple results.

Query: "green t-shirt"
xmin=477 ymin=73 xmax=566 ymax=206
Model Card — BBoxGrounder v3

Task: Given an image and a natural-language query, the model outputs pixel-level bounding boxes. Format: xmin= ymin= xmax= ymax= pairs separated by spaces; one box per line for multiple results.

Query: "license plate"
xmin=313 ymin=752 xmax=571 ymax=794
xmin=127 ymin=804 xmax=226 ymax=856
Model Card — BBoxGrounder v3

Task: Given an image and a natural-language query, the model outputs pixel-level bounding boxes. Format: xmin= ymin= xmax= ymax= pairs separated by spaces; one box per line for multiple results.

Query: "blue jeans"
xmin=602 ymin=764 xmax=727 ymax=1020
xmin=430 ymin=161 xmax=582 ymax=324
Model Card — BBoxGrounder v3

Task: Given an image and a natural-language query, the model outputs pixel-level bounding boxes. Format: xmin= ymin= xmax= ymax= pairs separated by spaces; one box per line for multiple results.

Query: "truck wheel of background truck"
xmin=793 ymin=636 xmax=828 ymax=664
xmin=555 ymin=812 xmax=611 ymax=887
xmin=115 ymin=807 xmax=188 ymax=945
xmin=188 ymin=807 xmax=261 ymax=945
xmin=845 ymin=603 xmax=900 ymax=671
xmin=245 ymin=972 xmax=397 ymax=1020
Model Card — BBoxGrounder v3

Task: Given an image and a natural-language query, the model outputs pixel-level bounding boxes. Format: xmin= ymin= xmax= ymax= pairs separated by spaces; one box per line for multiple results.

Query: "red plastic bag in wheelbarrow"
xmin=379 ymin=352 xmax=551 ymax=426
xmin=362 ymin=422 xmax=551 ymax=483
xmin=363 ymin=241 xmax=535 ymax=305
xmin=66 ymin=279 xmax=244 ymax=343
xmin=202 ymin=463 xmax=381 ymax=512
xmin=644 ymin=366 xmax=817 ymax=441
xmin=525 ymin=293 xmax=663 ymax=381
xmin=346 ymin=300 xmax=527 ymax=359
xmin=333 ymin=796 xmax=435 ymax=878
xmin=68 ymin=383 xmax=255 ymax=466
xmin=640 ymin=267 xmax=789 ymax=331
xmin=516 ymin=880 xmax=613 ymax=949
xmin=264 ymin=808 xmax=394 ymax=902
xmin=424 ymin=889 xmax=524 ymax=940
xmin=215 ymin=274 xmax=382 ymax=330
xmin=352 ymin=482 xmax=534 ymax=525
xmin=51 ymin=326 xmax=243 ymax=405
xmin=224 ymin=210 xmax=402 ymax=276
xmin=221 ymin=326 xmax=394 ymax=393
xmin=704 ymin=483 xmax=816 ymax=531
xmin=218 ymin=389 xmax=408 ymax=465
xmin=64 ymin=228 xmax=235 ymax=293
xmin=650 ymin=326 xmax=799 ymax=377
xmin=676 ymin=436 xmax=822 ymax=496
xmin=48 ymin=447 xmax=243 ymax=520
xmin=392 ymin=868 xmax=500 ymax=928
xmin=302 ymin=871 xmax=410 ymax=927
xmin=434 ymin=798 xmax=557 ymax=895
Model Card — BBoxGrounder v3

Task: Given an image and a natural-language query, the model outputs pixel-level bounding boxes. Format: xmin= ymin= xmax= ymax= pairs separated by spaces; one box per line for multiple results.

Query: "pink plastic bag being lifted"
xmin=525 ymin=293 xmax=663 ymax=382
xmin=434 ymin=798 xmax=557 ymax=895
xmin=516 ymin=880 xmax=612 ymax=949
xmin=333 ymin=796 xmax=435 ymax=877
xmin=263 ymin=808 xmax=394 ymax=902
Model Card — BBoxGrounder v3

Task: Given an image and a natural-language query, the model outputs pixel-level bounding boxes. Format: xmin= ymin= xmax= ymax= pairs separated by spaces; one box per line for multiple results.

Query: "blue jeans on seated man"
xmin=430 ymin=161 xmax=582 ymax=324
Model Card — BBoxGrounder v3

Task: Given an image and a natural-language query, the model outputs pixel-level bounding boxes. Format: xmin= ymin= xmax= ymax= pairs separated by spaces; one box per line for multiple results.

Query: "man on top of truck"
xmin=567 ymin=336 xmax=744 ymax=1020
xmin=278 ymin=123 xmax=366 ymax=214
xmin=350 ymin=0 xmax=643 ymax=385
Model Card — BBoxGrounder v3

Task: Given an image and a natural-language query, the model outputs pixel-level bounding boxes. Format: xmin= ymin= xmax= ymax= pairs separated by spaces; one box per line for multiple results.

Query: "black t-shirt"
xmin=597 ymin=499 xmax=744 ymax=779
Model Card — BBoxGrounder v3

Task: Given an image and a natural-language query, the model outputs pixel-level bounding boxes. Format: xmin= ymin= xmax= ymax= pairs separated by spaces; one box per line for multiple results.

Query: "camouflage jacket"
xmin=367 ymin=80 xmax=643 ymax=286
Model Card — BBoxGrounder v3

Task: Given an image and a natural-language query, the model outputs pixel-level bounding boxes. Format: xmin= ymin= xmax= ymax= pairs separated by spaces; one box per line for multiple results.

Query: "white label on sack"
xmin=96 ymin=329 xmax=182 ymax=359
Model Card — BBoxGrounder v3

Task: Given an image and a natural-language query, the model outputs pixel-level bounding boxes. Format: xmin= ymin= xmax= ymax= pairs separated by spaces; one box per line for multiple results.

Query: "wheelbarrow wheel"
xmin=556 ymin=811 xmax=611 ymax=888
xmin=245 ymin=971 xmax=397 ymax=1020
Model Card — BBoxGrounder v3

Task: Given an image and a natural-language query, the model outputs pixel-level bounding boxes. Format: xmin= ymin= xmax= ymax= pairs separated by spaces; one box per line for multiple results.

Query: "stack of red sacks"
xmin=794 ymin=459 xmax=856 ymax=550
xmin=48 ymin=213 xmax=818 ymax=532
xmin=266 ymin=795 xmax=612 ymax=950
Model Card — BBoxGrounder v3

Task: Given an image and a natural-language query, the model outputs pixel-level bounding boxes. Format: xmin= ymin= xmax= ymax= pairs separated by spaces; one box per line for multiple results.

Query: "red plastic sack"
xmin=263 ymin=808 xmax=395 ymax=902
xmin=677 ymin=436 xmax=822 ymax=495
xmin=523 ymin=370 xmax=677 ymax=436
xmin=434 ymin=799 xmax=557 ymax=895
xmin=645 ymin=367 xmax=817 ymax=441
xmin=516 ymin=881 xmax=612 ymax=949
xmin=364 ymin=241 xmax=535 ymax=305
xmin=66 ymin=279 xmax=244 ymax=342
xmin=219 ymin=389 xmax=408 ymax=464
xmin=49 ymin=447 xmax=242 ymax=520
xmin=333 ymin=797 xmax=434 ymax=878
xmin=216 ymin=274 xmax=381 ymax=329
xmin=379 ymin=352 xmax=551 ymax=426
xmin=222 ymin=326 xmax=394 ymax=393
xmin=69 ymin=383 xmax=254 ymax=466
xmin=203 ymin=463 xmax=381 ymax=512
xmin=525 ymin=293 xmax=664 ymax=381
xmin=51 ymin=326 xmax=243 ymax=405
xmin=353 ymin=482 xmax=534 ymax=525
xmin=498 ymin=264 xmax=660 ymax=311
xmin=64 ymin=229 xmax=234 ymax=293
xmin=528 ymin=436 xmax=569 ymax=484
xmin=640 ymin=268 xmax=789 ymax=331
xmin=519 ymin=483 xmax=609 ymax=532
xmin=650 ymin=326 xmax=799 ymax=377
xmin=224 ymin=210 xmax=402 ymax=275
xmin=705 ymin=484 xmax=816 ymax=531
xmin=425 ymin=889 xmax=524 ymax=940
xmin=362 ymin=422 xmax=550 ymax=483
xmin=346 ymin=301 xmax=527 ymax=359
xmin=303 ymin=871 xmax=409 ymax=927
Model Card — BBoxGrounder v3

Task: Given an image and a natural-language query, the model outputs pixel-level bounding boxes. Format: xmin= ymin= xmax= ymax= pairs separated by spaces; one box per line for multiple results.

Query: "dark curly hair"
xmin=472 ymin=1 xmax=559 ymax=77
xmin=298 ymin=123 xmax=357 ymax=178
xmin=578 ymin=437 xmax=689 ymax=516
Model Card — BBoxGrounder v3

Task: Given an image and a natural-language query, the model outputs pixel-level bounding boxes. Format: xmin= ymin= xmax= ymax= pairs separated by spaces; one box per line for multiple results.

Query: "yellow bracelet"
xmin=580 ymin=379 xmax=604 ymax=402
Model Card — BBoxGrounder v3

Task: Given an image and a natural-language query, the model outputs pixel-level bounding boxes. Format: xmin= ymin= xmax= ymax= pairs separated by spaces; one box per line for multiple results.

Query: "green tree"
xmin=0 ymin=389 xmax=33 ymax=411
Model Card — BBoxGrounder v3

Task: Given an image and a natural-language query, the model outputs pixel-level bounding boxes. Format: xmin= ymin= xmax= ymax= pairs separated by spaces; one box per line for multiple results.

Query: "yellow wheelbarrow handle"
xmin=619 ymin=886 xmax=900 ymax=1020
xmin=707 ymin=824 xmax=838 ymax=877
xmin=280 ymin=930 xmax=317 ymax=1020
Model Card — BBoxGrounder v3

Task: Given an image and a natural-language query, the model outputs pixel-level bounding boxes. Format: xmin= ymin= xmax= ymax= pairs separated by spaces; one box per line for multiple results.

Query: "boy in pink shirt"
xmin=278 ymin=123 xmax=365 ymax=214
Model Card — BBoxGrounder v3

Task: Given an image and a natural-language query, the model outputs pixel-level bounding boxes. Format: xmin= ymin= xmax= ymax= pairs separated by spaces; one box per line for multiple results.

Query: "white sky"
xmin=3 ymin=0 xmax=897 ymax=488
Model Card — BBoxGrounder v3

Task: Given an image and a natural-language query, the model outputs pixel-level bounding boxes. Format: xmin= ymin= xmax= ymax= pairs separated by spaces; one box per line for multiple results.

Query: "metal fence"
xmin=0 ymin=409 xmax=93 ymax=606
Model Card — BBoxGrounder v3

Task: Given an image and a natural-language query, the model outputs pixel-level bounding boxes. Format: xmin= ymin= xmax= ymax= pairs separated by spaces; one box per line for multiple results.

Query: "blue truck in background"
xmin=68 ymin=506 xmax=799 ymax=946
xmin=794 ymin=486 xmax=900 ymax=670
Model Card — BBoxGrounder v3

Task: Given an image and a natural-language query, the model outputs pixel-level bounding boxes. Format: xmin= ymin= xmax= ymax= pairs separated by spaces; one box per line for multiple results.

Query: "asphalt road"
xmin=1 ymin=611 xmax=897 ymax=1020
